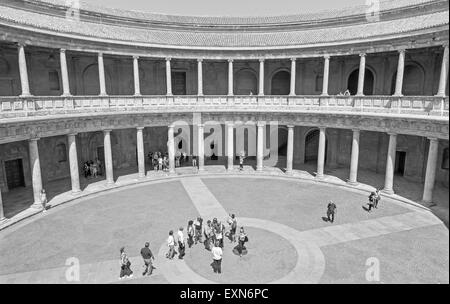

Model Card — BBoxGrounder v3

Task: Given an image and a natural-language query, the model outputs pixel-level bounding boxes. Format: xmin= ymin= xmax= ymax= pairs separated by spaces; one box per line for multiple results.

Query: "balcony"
xmin=0 ymin=95 xmax=448 ymax=120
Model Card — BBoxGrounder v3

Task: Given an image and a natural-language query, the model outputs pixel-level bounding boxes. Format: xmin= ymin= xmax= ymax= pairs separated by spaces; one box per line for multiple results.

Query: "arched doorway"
xmin=304 ymin=129 xmax=327 ymax=163
xmin=390 ymin=64 xmax=425 ymax=95
xmin=347 ymin=68 xmax=375 ymax=95
xmin=271 ymin=71 xmax=290 ymax=95
xmin=235 ymin=69 xmax=257 ymax=95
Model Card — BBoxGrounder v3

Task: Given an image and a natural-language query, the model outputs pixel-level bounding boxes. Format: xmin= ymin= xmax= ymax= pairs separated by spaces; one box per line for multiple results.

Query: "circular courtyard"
xmin=0 ymin=176 xmax=448 ymax=284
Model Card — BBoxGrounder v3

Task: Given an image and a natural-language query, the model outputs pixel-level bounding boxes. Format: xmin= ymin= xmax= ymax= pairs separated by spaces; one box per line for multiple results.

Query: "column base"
xmin=419 ymin=199 xmax=436 ymax=207
xmin=71 ymin=189 xmax=82 ymax=195
xmin=99 ymin=93 xmax=108 ymax=97
xmin=106 ymin=181 xmax=115 ymax=187
xmin=256 ymin=167 xmax=263 ymax=172
xmin=434 ymin=93 xmax=446 ymax=97
xmin=62 ymin=93 xmax=72 ymax=98
xmin=198 ymin=167 xmax=205 ymax=172
xmin=315 ymin=173 xmax=324 ymax=179
xmin=227 ymin=167 xmax=235 ymax=172
xmin=31 ymin=202 xmax=43 ymax=210
xmin=381 ymin=188 xmax=394 ymax=195
xmin=347 ymin=180 xmax=359 ymax=186
xmin=285 ymin=169 xmax=293 ymax=175
xmin=138 ymin=174 xmax=146 ymax=180
xmin=393 ymin=94 xmax=403 ymax=97
xmin=0 ymin=217 xmax=7 ymax=224
xmin=320 ymin=93 xmax=329 ymax=97
xmin=19 ymin=93 xmax=33 ymax=98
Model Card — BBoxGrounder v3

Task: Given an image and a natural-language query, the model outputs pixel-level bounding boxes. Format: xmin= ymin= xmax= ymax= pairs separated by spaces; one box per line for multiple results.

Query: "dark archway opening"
xmin=271 ymin=71 xmax=290 ymax=95
xmin=347 ymin=68 xmax=374 ymax=95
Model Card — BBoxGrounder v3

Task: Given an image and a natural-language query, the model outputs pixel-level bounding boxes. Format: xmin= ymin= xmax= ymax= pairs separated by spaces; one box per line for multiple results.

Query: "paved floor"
xmin=0 ymin=175 xmax=447 ymax=284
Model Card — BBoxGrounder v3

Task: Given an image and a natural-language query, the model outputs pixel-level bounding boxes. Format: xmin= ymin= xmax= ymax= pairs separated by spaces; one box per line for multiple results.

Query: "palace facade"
xmin=0 ymin=0 xmax=448 ymax=223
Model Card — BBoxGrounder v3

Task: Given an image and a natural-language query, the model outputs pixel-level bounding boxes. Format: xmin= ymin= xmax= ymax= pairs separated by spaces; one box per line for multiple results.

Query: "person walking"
xmin=192 ymin=155 xmax=197 ymax=169
xmin=177 ymin=227 xmax=186 ymax=259
xmin=140 ymin=242 xmax=155 ymax=276
xmin=211 ymin=241 xmax=223 ymax=274
xmin=166 ymin=230 xmax=176 ymax=259
xmin=327 ymin=201 xmax=337 ymax=223
xmin=119 ymin=247 xmax=133 ymax=279
xmin=40 ymin=189 xmax=48 ymax=213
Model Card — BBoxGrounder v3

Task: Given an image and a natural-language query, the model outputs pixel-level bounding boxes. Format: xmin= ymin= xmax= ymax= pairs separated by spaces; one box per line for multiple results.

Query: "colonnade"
xmin=14 ymin=43 xmax=449 ymax=98
xmin=0 ymin=123 xmax=441 ymax=219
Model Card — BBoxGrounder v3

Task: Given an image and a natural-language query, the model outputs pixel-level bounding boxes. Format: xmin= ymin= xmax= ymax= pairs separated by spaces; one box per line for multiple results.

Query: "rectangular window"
xmin=48 ymin=70 xmax=60 ymax=91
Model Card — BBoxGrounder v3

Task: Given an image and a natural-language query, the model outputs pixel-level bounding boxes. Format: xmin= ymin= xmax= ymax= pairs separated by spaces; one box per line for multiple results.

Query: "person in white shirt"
xmin=177 ymin=227 xmax=186 ymax=259
xmin=166 ymin=230 xmax=176 ymax=259
xmin=211 ymin=241 xmax=223 ymax=274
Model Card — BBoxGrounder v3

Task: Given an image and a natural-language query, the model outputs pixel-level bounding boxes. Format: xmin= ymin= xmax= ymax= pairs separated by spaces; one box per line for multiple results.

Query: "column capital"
xmin=257 ymin=121 xmax=266 ymax=127
xmin=225 ymin=121 xmax=234 ymax=127
xmin=359 ymin=53 xmax=366 ymax=57
xmin=29 ymin=137 xmax=40 ymax=142
xmin=259 ymin=58 xmax=265 ymax=63
xmin=136 ymin=126 xmax=144 ymax=131
xmin=352 ymin=128 xmax=360 ymax=133
xmin=427 ymin=137 xmax=439 ymax=142
xmin=102 ymin=129 xmax=112 ymax=134
xmin=60 ymin=48 xmax=67 ymax=53
xmin=67 ymin=132 xmax=78 ymax=137
xmin=323 ymin=55 xmax=330 ymax=60
xmin=318 ymin=126 xmax=327 ymax=131
xmin=165 ymin=57 xmax=171 ymax=62
xmin=197 ymin=58 xmax=203 ymax=63
xmin=228 ymin=59 xmax=234 ymax=63
xmin=387 ymin=132 xmax=397 ymax=136
xmin=442 ymin=42 xmax=449 ymax=49
xmin=16 ymin=41 xmax=27 ymax=48
xmin=133 ymin=55 xmax=139 ymax=60
xmin=397 ymin=48 xmax=406 ymax=54
xmin=287 ymin=124 xmax=295 ymax=129
xmin=98 ymin=52 xmax=104 ymax=57
xmin=290 ymin=57 xmax=297 ymax=62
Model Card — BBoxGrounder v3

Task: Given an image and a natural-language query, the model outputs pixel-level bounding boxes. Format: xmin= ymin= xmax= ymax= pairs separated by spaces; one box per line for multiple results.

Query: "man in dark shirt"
xmin=140 ymin=242 xmax=155 ymax=276
xmin=327 ymin=201 xmax=337 ymax=223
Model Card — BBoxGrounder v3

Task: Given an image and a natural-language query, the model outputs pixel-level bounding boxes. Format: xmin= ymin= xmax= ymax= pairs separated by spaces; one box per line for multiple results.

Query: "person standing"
xmin=236 ymin=227 xmax=248 ymax=257
xmin=211 ymin=241 xmax=223 ymax=274
xmin=40 ymin=189 xmax=48 ymax=213
xmin=327 ymin=201 xmax=337 ymax=223
xmin=192 ymin=155 xmax=197 ymax=169
xmin=228 ymin=214 xmax=237 ymax=243
xmin=119 ymin=247 xmax=133 ymax=279
xmin=140 ymin=242 xmax=155 ymax=276
xmin=194 ymin=217 xmax=203 ymax=244
xmin=177 ymin=227 xmax=186 ymax=259
xmin=166 ymin=230 xmax=176 ymax=259
xmin=374 ymin=189 xmax=381 ymax=208
xmin=203 ymin=220 xmax=213 ymax=251
xmin=187 ymin=221 xmax=195 ymax=248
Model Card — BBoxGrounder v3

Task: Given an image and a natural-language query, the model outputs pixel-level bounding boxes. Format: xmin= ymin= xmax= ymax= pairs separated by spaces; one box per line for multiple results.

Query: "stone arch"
xmin=234 ymin=68 xmax=257 ymax=95
xmin=271 ymin=70 xmax=290 ymax=95
xmin=390 ymin=62 xmax=425 ymax=95
xmin=346 ymin=66 xmax=375 ymax=95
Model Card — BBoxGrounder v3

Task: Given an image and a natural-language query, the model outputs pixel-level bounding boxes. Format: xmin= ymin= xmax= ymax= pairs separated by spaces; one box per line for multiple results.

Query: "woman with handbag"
xmin=235 ymin=227 xmax=249 ymax=257
xmin=119 ymin=247 xmax=133 ymax=279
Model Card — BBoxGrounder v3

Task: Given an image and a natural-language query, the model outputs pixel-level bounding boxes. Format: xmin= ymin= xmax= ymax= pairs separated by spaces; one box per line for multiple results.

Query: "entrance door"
xmin=5 ymin=159 xmax=25 ymax=190
xmin=172 ymin=71 xmax=187 ymax=95
xmin=395 ymin=151 xmax=406 ymax=176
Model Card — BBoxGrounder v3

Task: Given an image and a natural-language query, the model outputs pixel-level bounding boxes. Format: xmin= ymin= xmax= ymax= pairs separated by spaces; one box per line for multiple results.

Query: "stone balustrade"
xmin=0 ymin=95 xmax=448 ymax=120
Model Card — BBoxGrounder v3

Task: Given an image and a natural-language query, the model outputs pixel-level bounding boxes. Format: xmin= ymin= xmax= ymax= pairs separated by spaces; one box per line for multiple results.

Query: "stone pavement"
xmin=0 ymin=175 xmax=446 ymax=284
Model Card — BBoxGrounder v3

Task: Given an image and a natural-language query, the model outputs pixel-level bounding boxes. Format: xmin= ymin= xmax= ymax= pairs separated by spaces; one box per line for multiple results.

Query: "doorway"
xmin=5 ymin=159 xmax=25 ymax=190
xmin=395 ymin=151 xmax=406 ymax=176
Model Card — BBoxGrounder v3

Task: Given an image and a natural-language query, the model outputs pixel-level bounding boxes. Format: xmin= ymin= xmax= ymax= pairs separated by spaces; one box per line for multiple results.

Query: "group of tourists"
xmin=148 ymin=151 xmax=191 ymax=171
xmin=165 ymin=213 xmax=248 ymax=274
xmin=118 ymin=242 xmax=157 ymax=280
xmin=82 ymin=159 xmax=102 ymax=178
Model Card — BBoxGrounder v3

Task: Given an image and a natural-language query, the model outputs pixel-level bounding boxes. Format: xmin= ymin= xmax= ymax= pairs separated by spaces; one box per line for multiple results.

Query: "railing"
xmin=0 ymin=95 xmax=448 ymax=120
